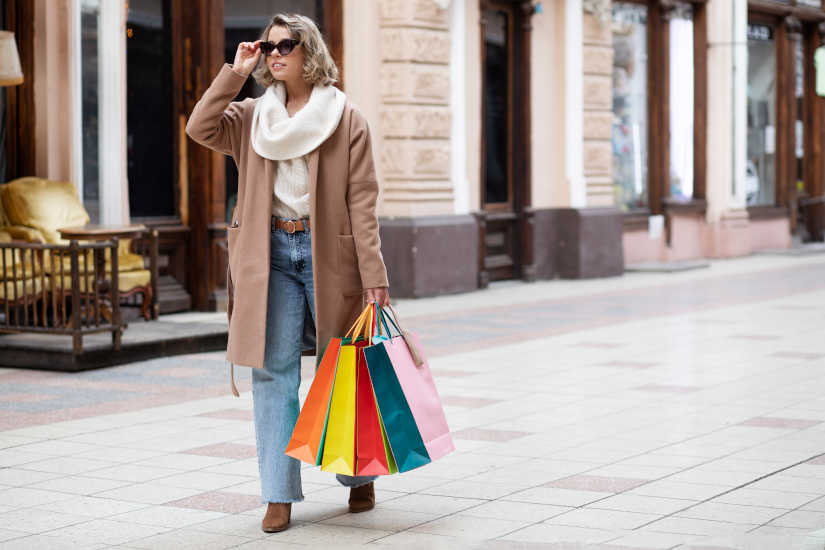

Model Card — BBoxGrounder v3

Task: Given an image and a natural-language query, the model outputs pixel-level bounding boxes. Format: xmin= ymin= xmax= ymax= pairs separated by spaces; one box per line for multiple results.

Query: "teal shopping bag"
xmin=363 ymin=342 xmax=431 ymax=473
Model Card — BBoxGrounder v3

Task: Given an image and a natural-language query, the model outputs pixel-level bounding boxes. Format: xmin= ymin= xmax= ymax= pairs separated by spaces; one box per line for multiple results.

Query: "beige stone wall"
xmin=530 ymin=1 xmax=568 ymax=209
xmin=376 ymin=0 xmax=454 ymax=216
xmin=33 ymin=0 xmax=75 ymax=182
xmin=464 ymin=0 xmax=481 ymax=214
xmin=582 ymin=11 xmax=614 ymax=207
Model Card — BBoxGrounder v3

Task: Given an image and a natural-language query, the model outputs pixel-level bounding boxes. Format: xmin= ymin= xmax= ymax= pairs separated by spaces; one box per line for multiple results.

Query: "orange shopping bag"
xmin=284 ymin=337 xmax=342 ymax=464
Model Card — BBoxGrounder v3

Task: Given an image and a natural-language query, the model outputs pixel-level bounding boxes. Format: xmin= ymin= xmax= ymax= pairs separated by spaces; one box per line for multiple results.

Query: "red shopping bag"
xmin=355 ymin=338 xmax=390 ymax=476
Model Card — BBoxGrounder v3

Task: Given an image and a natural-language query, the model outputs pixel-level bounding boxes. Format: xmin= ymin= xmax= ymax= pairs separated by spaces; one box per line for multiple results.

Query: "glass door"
xmin=126 ymin=0 xmax=175 ymax=218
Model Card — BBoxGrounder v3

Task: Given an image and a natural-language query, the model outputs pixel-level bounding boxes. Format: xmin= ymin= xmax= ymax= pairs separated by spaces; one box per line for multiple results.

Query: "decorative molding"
xmin=582 ymin=0 xmax=610 ymax=22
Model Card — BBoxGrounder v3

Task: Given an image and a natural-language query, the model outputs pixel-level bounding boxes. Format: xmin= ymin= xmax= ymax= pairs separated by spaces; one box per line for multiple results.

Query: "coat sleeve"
xmin=185 ymin=63 xmax=250 ymax=159
xmin=346 ymin=109 xmax=390 ymax=290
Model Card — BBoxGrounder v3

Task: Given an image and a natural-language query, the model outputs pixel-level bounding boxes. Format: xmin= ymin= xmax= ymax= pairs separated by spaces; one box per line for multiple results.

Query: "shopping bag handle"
xmin=376 ymin=305 xmax=400 ymax=337
xmin=345 ymin=304 xmax=373 ymax=343
xmin=375 ymin=303 xmax=395 ymax=337
xmin=383 ymin=304 xmax=424 ymax=367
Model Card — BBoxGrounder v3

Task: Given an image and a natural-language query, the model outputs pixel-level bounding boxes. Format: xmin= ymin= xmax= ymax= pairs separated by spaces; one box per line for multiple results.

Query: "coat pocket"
xmin=336 ymin=234 xmax=363 ymax=297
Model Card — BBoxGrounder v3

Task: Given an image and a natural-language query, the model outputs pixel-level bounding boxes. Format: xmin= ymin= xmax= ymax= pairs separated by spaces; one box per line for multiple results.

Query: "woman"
xmin=186 ymin=13 xmax=390 ymax=533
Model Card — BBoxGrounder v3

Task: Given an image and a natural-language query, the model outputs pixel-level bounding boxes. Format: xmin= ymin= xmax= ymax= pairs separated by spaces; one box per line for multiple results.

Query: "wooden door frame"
xmin=805 ymin=22 xmax=825 ymax=202
xmin=746 ymin=2 xmax=825 ymax=221
xmin=478 ymin=0 xmax=533 ymax=284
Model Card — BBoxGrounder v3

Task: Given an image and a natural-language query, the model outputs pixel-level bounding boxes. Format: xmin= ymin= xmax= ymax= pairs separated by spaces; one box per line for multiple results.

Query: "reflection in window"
xmin=612 ymin=3 xmax=648 ymax=210
xmin=483 ymin=8 xmax=509 ymax=205
xmin=669 ymin=4 xmax=694 ymax=202
xmin=224 ymin=1 xmax=321 ymax=223
xmin=126 ymin=0 xmax=175 ymax=218
xmin=746 ymin=23 xmax=776 ymax=206
xmin=81 ymin=0 xmax=100 ymax=223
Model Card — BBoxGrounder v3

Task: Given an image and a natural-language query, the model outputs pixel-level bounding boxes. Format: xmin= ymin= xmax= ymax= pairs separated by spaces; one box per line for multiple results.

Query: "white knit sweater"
xmin=272 ymin=156 xmax=310 ymax=219
xmin=250 ymin=79 xmax=346 ymax=220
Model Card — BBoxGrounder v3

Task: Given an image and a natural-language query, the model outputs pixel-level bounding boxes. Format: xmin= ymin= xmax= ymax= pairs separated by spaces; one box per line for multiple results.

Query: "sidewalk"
xmin=2 ymin=254 xmax=825 ymax=549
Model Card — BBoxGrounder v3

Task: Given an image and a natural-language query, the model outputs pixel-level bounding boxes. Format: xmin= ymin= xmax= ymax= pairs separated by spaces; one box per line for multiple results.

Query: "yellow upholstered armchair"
xmin=0 ymin=177 xmax=157 ymax=321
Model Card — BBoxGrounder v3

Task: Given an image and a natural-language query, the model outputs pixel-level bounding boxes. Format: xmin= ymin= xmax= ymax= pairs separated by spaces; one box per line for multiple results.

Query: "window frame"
xmin=746 ymin=0 xmax=825 ymax=232
xmin=616 ymin=0 xmax=709 ymax=232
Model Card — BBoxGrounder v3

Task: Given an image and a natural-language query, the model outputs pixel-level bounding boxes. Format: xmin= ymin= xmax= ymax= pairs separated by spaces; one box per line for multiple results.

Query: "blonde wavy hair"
xmin=252 ymin=13 xmax=339 ymax=88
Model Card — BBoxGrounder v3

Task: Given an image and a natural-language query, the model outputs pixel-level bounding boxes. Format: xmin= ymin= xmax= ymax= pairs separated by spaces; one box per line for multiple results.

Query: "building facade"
xmin=5 ymin=0 xmax=825 ymax=311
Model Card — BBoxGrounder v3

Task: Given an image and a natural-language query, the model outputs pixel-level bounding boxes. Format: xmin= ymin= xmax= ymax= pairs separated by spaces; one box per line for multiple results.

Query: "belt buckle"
xmin=284 ymin=220 xmax=297 ymax=234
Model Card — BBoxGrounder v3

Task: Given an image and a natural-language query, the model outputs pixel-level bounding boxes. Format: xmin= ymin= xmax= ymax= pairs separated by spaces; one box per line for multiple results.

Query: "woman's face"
xmin=266 ymin=26 xmax=305 ymax=85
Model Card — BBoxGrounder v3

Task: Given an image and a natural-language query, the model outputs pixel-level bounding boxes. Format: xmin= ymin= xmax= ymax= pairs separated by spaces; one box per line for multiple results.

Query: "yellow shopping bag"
xmin=320 ymin=306 xmax=374 ymax=475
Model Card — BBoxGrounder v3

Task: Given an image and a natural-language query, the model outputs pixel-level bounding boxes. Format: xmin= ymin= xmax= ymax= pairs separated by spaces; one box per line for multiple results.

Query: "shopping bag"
xmin=320 ymin=306 xmax=374 ymax=475
xmin=284 ymin=337 xmax=341 ymax=464
xmin=363 ymin=341 xmax=431 ymax=473
xmin=355 ymin=337 xmax=390 ymax=476
xmin=378 ymin=407 xmax=399 ymax=474
xmin=380 ymin=306 xmax=455 ymax=461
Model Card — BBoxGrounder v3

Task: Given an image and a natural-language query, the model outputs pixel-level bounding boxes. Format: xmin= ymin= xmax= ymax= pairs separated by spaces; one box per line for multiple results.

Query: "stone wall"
xmin=377 ymin=0 xmax=454 ymax=216
xmin=581 ymin=11 xmax=614 ymax=207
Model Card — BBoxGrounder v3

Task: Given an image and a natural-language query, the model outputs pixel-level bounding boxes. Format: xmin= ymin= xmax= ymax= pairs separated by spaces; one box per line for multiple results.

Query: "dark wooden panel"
xmin=173 ymin=0 xmax=225 ymax=310
xmin=693 ymin=1 xmax=708 ymax=200
xmin=4 ymin=0 xmax=35 ymax=180
xmin=804 ymin=24 xmax=825 ymax=199
xmin=324 ymin=0 xmax=344 ymax=87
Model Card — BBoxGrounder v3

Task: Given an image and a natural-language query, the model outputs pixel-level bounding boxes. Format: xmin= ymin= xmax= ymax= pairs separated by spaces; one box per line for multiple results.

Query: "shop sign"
xmin=747 ymin=24 xmax=773 ymax=42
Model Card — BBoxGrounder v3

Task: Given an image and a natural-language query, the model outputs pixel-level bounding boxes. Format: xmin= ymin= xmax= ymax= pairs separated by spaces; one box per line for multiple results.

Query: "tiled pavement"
xmin=1 ymin=254 xmax=825 ymax=548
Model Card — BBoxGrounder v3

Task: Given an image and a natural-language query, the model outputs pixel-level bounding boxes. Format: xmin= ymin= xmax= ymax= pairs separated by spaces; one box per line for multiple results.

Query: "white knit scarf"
xmin=250 ymin=80 xmax=347 ymax=161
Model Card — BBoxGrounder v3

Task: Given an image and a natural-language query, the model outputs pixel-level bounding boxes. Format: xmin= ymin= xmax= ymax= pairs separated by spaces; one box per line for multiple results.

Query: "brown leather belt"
xmin=272 ymin=217 xmax=310 ymax=233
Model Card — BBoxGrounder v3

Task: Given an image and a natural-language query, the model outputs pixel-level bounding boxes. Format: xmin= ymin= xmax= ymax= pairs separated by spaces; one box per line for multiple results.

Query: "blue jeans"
xmin=252 ymin=219 xmax=376 ymax=504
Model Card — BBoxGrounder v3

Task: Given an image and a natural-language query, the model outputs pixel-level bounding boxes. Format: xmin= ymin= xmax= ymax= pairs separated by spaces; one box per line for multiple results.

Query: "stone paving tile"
xmin=544 ymin=475 xmax=651 ymax=494
xmin=451 ymin=427 xmax=532 ymax=442
xmin=116 ymin=528 xmax=253 ymax=550
xmin=548 ymin=507 xmax=661 ymax=530
xmin=38 ymin=518 xmax=174 ymax=546
xmin=738 ymin=417 xmax=823 ymax=430
xmin=166 ymin=491 xmax=262 ymax=514
xmin=197 ymin=408 xmax=255 ymax=421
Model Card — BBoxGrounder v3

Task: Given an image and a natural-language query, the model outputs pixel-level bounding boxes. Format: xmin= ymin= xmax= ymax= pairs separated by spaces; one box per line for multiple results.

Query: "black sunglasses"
xmin=260 ymin=39 xmax=300 ymax=57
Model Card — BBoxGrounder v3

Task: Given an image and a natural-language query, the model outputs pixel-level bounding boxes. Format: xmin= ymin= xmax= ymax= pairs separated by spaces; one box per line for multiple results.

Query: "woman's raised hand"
xmin=233 ymin=40 xmax=262 ymax=76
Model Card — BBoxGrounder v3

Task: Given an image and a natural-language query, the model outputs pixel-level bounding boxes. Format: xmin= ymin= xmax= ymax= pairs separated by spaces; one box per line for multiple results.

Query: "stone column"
xmin=704 ymin=0 xmax=752 ymax=257
xmin=33 ymin=0 xmax=75 ymax=182
xmin=377 ymin=0 xmax=454 ymax=216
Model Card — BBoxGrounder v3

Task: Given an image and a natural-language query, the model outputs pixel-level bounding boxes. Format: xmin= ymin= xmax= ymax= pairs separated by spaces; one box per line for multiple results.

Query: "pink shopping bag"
xmin=377 ymin=306 xmax=455 ymax=461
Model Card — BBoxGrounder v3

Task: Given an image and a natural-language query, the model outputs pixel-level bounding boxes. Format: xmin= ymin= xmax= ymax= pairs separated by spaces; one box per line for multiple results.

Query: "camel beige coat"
xmin=186 ymin=63 xmax=388 ymax=370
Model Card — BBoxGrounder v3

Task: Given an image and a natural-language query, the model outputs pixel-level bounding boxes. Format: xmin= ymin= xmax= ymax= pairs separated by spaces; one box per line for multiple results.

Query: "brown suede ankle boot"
xmin=348 ymin=482 xmax=375 ymax=513
xmin=261 ymin=502 xmax=291 ymax=532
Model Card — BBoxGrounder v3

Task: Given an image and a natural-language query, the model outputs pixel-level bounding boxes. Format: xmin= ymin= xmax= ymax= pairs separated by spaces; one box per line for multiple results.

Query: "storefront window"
xmin=126 ymin=0 xmax=175 ymax=218
xmin=81 ymin=0 xmax=100 ymax=223
xmin=669 ymin=4 xmax=694 ymax=202
xmin=746 ymin=23 xmax=776 ymax=206
xmin=483 ymin=7 xmax=510 ymax=206
xmin=612 ymin=3 xmax=648 ymax=211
